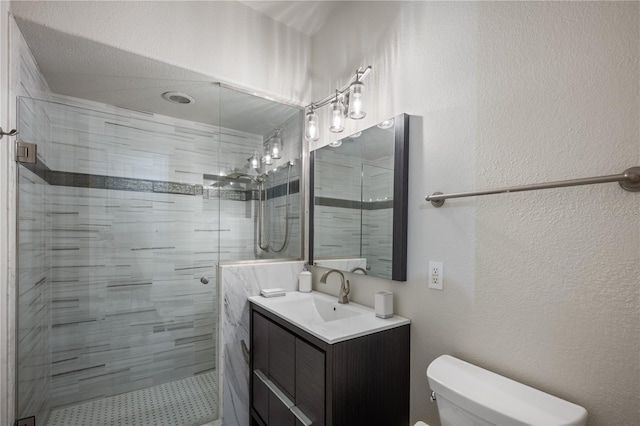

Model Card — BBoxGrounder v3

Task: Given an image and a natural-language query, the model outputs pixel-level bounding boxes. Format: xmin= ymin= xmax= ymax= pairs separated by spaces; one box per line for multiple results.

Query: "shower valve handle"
xmin=200 ymin=277 xmax=209 ymax=285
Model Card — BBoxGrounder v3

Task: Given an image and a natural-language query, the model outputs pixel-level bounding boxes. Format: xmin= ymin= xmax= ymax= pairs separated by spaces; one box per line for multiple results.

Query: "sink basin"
xmin=276 ymin=296 xmax=361 ymax=323
xmin=313 ymin=298 xmax=360 ymax=321
xmin=249 ymin=291 xmax=410 ymax=344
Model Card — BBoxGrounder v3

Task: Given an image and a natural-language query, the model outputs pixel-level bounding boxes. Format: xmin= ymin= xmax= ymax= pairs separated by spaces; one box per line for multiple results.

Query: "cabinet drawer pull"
xmin=254 ymin=370 xmax=294 ymax=409
xmin=291 ymin=405 xmax=313 ymax=426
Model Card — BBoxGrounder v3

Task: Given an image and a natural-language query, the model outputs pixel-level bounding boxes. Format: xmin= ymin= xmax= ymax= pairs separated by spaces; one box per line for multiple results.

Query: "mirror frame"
xmin=309 ymin=113 xmax=409 ymax=281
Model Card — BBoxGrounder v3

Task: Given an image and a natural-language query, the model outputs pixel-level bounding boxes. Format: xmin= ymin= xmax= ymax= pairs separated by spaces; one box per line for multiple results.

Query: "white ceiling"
xmin=238 ymin=1 xmax=340 ymax=36
xmin=15 ymin=18 xmax=300 ymax=136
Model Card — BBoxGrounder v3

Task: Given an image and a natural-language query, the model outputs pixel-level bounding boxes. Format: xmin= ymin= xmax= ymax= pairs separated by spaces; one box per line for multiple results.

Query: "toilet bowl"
xmin=418 ymin=355 xmax=587 ymax=426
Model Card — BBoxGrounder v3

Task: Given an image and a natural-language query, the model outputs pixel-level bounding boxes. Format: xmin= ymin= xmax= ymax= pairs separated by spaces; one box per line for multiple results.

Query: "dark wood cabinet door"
xmin=295 ymin=338 xmax=325 ymax=425
xmin=253 ymin=311 xmax=270 ymax=374
xmin=268 ymin=322 xmax=296 ymax=399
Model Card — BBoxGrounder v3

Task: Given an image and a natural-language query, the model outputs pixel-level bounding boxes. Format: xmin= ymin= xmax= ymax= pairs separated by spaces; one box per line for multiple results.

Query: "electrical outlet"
xmin=428 ymin=261 xmax=443 ymax=290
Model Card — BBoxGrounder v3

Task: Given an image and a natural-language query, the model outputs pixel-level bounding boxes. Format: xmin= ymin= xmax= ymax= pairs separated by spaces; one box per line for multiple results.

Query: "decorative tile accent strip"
xmin=315 ymin=196 xmax=393 ymax=210
xmin=266 ymin=179 xmax=300 ymax=199
xmin=22 ymin=159 xmax=299 ymax=200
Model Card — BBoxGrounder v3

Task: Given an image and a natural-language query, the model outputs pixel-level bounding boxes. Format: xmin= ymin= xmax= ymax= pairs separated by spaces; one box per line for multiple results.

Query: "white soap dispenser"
xmin=299 ymin=263 xmax=312 ymax=293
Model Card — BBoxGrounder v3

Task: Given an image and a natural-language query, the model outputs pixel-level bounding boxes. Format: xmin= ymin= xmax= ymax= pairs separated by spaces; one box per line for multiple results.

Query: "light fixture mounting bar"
xmin=308 ymin=66 xmax=372 ymax=109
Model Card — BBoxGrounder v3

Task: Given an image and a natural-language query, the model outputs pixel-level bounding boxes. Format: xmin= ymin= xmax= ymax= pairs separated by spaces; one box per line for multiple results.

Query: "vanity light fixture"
xmin=348 ymin=77 xmax=365 ymax=120
xmin=263 ymin=141 xmax=273 ymax=165
xmin=304 ymin=66 xmax=372 ymax=142
xmin=270 ymin=128 xmax=283 ymax=159
xmin=329 ymin=92 xmax=346 ymax=133
xmin=305 ymin=107 xmax=319 ymax=142
xmin=329 ymin=139 xmax=343 ymax=148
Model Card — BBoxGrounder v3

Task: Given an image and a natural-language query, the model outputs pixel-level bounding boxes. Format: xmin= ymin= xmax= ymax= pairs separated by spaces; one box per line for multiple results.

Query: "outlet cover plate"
xmin=428 ymin=261 xmax=443 ymax=290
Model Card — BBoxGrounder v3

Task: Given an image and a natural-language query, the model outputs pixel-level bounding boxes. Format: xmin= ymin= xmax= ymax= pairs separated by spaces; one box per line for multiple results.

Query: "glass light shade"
xmin=348 ymin=81 xmax=366 ymax=119
xmin=329 ymin=139 xmax=342 ymax=147
xmin=305 ymin=110 xmax=319 ymax=141
xmin=270 ymin=137 xmax=282 ymax=159
xmin=250 ymin=152 xmax=259 ymax=169
xmin=329 ymin=99 xmax=345 ymax=133
xmin=263 ymin=142 xmax=273 ymax=165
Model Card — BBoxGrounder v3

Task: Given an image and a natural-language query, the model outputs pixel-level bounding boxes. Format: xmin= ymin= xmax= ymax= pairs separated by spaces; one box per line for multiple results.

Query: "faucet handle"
xmin=338 ymin=279 xmax=351 ymax=304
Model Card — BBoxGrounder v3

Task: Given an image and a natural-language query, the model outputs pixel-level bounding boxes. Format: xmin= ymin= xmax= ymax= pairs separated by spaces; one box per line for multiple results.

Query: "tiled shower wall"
xmin=18 ymin=94 xmax=301 ymax=410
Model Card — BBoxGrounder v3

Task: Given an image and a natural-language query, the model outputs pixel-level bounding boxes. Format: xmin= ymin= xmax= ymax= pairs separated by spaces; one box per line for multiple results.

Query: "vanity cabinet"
xmin=250 ymin=302 xmax=410 ymax=426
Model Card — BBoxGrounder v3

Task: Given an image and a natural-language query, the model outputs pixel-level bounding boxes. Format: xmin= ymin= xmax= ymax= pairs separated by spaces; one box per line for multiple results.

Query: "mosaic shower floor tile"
xmin=47 ymin=372 xmax=217 ymax=426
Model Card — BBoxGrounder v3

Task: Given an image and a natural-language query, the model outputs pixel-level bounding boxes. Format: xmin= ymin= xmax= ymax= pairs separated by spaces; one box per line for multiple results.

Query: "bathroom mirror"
xmin=310 ymin=114 xmax=409 ymax=281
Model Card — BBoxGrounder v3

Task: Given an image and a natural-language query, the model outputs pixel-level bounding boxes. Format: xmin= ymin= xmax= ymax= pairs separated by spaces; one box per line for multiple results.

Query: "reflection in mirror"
xmin=311 ymin=114 xmax=409 ymax=281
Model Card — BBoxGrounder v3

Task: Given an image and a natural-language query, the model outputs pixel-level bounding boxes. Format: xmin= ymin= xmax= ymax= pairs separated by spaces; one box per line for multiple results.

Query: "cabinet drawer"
xmin=252 ymin=370 xmax=269 ymax=423
xmin=269 ymin=391 xmax=296 ymax=426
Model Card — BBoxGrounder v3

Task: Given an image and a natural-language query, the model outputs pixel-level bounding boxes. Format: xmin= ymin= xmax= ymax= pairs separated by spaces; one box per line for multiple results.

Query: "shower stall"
xmin=15 ymin=83 xmax=302 ymax=426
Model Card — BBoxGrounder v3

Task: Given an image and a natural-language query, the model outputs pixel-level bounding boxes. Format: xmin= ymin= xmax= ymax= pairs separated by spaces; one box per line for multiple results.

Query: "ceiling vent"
xmin=161 ymin=91 xmax=195 ymax=105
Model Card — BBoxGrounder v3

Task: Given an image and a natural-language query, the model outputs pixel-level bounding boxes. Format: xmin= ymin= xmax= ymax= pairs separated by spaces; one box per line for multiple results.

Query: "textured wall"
xmin=310 ymin=2 xmax=639 ymax=425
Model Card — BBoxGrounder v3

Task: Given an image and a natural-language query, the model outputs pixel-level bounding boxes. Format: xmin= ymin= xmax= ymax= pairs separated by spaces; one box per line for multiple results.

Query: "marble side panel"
xmin=219 ymin=261 xmax=304 ymax=425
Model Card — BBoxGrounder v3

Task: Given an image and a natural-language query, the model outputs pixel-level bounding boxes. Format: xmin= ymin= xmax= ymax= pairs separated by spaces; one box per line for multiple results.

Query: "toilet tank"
xmin=427 ymin=355 xmax=587 ymax=426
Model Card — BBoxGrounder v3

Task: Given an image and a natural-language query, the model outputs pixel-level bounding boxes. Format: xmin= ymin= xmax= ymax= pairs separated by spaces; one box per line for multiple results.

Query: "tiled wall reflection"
xmin=314 ymin=147 xmax=394 ymax=279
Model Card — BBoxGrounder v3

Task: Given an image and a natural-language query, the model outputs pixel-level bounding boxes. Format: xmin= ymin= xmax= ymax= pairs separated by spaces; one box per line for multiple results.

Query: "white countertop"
xmin=249 ymin=291 xmax=410 ymax=344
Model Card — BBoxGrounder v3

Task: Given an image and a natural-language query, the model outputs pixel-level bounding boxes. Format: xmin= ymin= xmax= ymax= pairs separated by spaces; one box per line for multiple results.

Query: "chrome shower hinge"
xmin=16 ymin=141 xmax=37 ymax=164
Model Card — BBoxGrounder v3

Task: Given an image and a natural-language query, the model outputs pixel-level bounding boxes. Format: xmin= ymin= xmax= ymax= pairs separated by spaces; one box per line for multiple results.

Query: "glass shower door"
xmin=16 ymin=93 xmax=222 ymax=426
xmin=16 ymin=96 xmax=54 ymax=425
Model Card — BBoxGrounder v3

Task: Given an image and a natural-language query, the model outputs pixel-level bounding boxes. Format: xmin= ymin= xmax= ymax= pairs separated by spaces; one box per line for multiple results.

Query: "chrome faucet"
xmin=319 ymin=269 xmax=350 ymax=304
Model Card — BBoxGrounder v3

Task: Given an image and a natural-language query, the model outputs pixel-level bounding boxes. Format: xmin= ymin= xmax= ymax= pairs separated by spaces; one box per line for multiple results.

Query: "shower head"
xmin=226 ymin=172 xmax=264 ymax=183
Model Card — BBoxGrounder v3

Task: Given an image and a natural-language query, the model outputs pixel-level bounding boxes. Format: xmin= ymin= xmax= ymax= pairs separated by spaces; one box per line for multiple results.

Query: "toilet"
xmin=418 ymin=355 xmax=588 ymax=426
